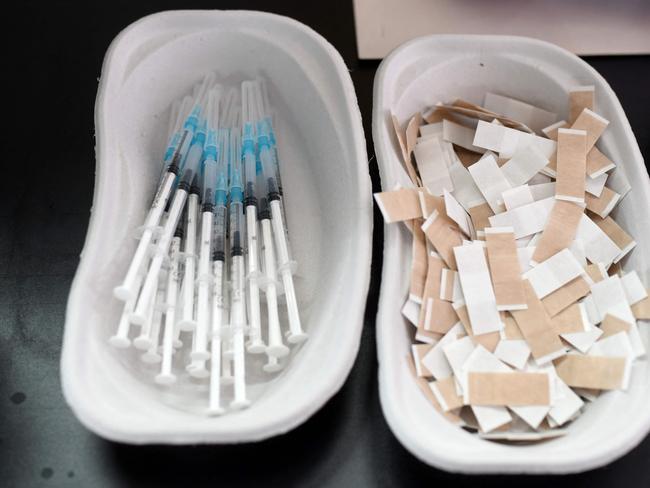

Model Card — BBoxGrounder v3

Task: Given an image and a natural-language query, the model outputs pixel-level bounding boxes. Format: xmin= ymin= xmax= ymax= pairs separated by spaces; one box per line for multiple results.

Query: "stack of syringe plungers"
xmin=109 ymin=74 xmax=307 ymax=415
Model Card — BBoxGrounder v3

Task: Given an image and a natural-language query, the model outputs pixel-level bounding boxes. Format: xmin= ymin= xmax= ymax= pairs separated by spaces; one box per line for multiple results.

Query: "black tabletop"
xmin=2 ymin=1 xmax=649 ymax=487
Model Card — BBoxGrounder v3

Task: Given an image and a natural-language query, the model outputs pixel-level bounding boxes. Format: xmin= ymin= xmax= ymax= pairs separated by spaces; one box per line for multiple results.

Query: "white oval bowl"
xmin=372 ymin=35 xmax=650 ymax=474
xmin=61 ymin=10 xmax=372 ymax=444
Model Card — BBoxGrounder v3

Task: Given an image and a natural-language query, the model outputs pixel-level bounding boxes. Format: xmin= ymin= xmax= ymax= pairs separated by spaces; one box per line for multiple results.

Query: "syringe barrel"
xmin=229 ymin=201 xmax=244 ymax=257
xmin=265 ymin=118 xmax=284 ymax=196
xmin=243 ymin=152 xmax=257 ymax=207
xmin=202 ymin=159 xmax=217 ymax=212
xmin=167 ymin=127 xmax=192 ymax=175
xmin=256 ymin=166 xmax=270 ymax=221
xmin=179 ymin=144 xmax=202 ymax=190
xmin=259 ymin=146 xmax=280 ymax=202
xmin=212 ymin=205 xmax=227 ymax=262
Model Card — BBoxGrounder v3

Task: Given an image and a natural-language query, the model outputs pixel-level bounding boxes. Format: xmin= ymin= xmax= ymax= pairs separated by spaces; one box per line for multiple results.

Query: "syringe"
xmin=254 ymin=82 xmax=307 ymax=344
xmin=194 ymin=88 xmax=222 ymax=361
xmin=208 ymin=127 xmax=229 ymax=415
xmin=228 ymin=128 xmax=251 ymax=409
xmin=113 ymin=75 xmax=213 ymax=303
xmin=131 ymin=115 xmax=208 ymax=326
xmin=155 ymin=217 xmax=183 ymax=385
xmin=252 ymin=82 xmax=289 ymax=359
xmin=177 ymin=173 xmax=199 ymax=332
xmin=241 ymin=81 xmax=265 ymax=353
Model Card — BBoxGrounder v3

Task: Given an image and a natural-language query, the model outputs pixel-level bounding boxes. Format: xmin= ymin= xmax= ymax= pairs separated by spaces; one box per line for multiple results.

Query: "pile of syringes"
xmin=109 ymin=74 xmax=307 ymax=415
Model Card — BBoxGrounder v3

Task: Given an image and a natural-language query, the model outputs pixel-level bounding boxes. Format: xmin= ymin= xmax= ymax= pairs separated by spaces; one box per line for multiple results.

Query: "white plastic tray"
xmin=372 ymin=35 xmax=650 ymax=473
xmin=61 ymin=10 xmax=372 ymax=444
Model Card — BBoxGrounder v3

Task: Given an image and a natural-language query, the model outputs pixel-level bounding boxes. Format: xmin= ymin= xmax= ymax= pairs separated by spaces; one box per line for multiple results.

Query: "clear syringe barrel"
xmin=265 ymin=117 xmax=284 ymax=196
xmin=257 ymin=122 xmax=280 ymax=203
xmin=229 ymin=200 xmax=244 ymax=257
xmin=178 ymin=118 xmax=206 ymax=191
xmin=229 ymin=129 xmax=245 ymax=258
xmin=202 ymin=159 xmax=217 ymax=213
xmin=166 ymin=106 xmax=199 ymax=175
xmin=256 ymin=156 xmax=270 ymax=221
xmin=242 ymin=122 xmax=257 ymax=208
xmin=213 ymin=154 xmax=228 ymax=263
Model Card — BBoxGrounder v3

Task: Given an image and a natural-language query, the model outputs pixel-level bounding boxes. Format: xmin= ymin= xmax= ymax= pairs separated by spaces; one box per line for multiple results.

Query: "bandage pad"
xmin=422 ymin=210 xmax=464 ymax=269
xmin=468 ymin=372 xmax=550 ymax=406
xmin=568 ymin=86 xmax=595 ymax=124
xmin=542 ymin=277 xmax=590 ymax=317
xmin=468 ymin=201 xmax=494 ymax=232
xmin=585 ymin=187 xmax=620 ymax=218
xmin=510 ymin=281 xmax=565 ymax=363
xmin=375 ymin=188 xmax=422 ymax=223
xmin=556 ymin=129 xmax=587 ymax=203
xmin=485 ymin=228 xmax=527 ymax=311
xmin=532 ymin=200 xmax=584 ymax=264
xmin=570 ymin=108 xmax=609 ymax=151
xmin=554 ymin=355 xmax=626 ymax=390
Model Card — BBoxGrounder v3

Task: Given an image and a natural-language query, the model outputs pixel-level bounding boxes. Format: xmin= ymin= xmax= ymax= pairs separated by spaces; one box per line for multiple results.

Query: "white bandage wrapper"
xmin=488 ymin=197 xmax=555 ymax=239
xmin=468 ymin=154 xmax=512 ymax=213
xmin=401 ymin=299 xmax=420 ymax=326
xmin=414 ymin=137 xmax=454 ymax=196
xmin=494 ymin=340 xmax=531 ymax=370
xmin=420 ymin=122 xmax=443 ymax=137
xmin=483 ymin=93 xmax=558 ymax=133
xmin=440 ymin=268 xmax=463 ymax=302
xmin=523 ymin=249 xmax=585 ymax=299
xmin=448 ymin=155 xmax=485 ymax=211
xmin=501 ymin=185 xmax=534 ymax=211
xmin=472 ymin=120 xmax=557 ymax=160
xmin=529 ymin=182 xmax=556 ymax=201
xmin=460 ymin=346 xmax=512 ymax=433
xmin=421 ymin=322 xmax=465 ymax=379
xmin=585 ymin=172 xmax=608 ymax=197
xmin=575 ymin=214 xmax=621 ymax=267
xmin=620 ymin=271 xmax=649 ymax=305
xmin=500 ymin=145 xmax=550 ymax=187
xmin=453 ymin=243 xmax=503 ymax=335
xmin=442 ymin=336 xmax=476 ymax=388
xmin=443 ymin=189 xmax=473 ymax=236
xmin=590 ymin=276 xmax=645 ymax=358
xmin=588 ymin=332 xmax=635 ymax=390
xmin=442 ymin=119 xmax=485 ymax=153
xmin=548 ymin=379 xmax=584 ymax=426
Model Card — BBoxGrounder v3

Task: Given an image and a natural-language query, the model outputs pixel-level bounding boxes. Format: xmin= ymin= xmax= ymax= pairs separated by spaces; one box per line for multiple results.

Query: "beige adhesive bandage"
xmin=511 ymin=281 xmax=565 ymax=364
xmin=468 ymin=201 xmax=494 ymax=232
xmin=409 ymin=222 xmax=428 ymax=303
xmin=375 ymin=188 xmax=422 ymax=223
xmin=591 ymin=215 xmax=636 ymax=263
xmin=599 ymin=314 xmax=631 ymax=340
xmin=556 ymin=128 xmax=587 ymax=203
xmin=568 ymin=86 xmax=595 ymax=124
xmin=485 ymin=227 xmax=527 ymax=311
xmin=532 ymin=200 xmax=584 ymax=264
xmin=421 ymin=210 xmax=464 ymax=269
xmin=541 ymin=277 xmax=591 ymax=317
xmin=570 ymin=108 xmax=609 ymax=151
xmin=554 ymin=355 xmax=626 ymax=390
xmin=586 ymin=147 xmax=616 ymax=178
xmin=585 ymin=187 xmax=620 ymax=218
xmin=468 ymin=372 xmax=551 ymax=406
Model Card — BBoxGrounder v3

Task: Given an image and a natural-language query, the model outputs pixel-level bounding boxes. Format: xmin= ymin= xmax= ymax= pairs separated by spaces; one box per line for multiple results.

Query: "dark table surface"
xmin=2 ymin=1 xmax=649 ymax=487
